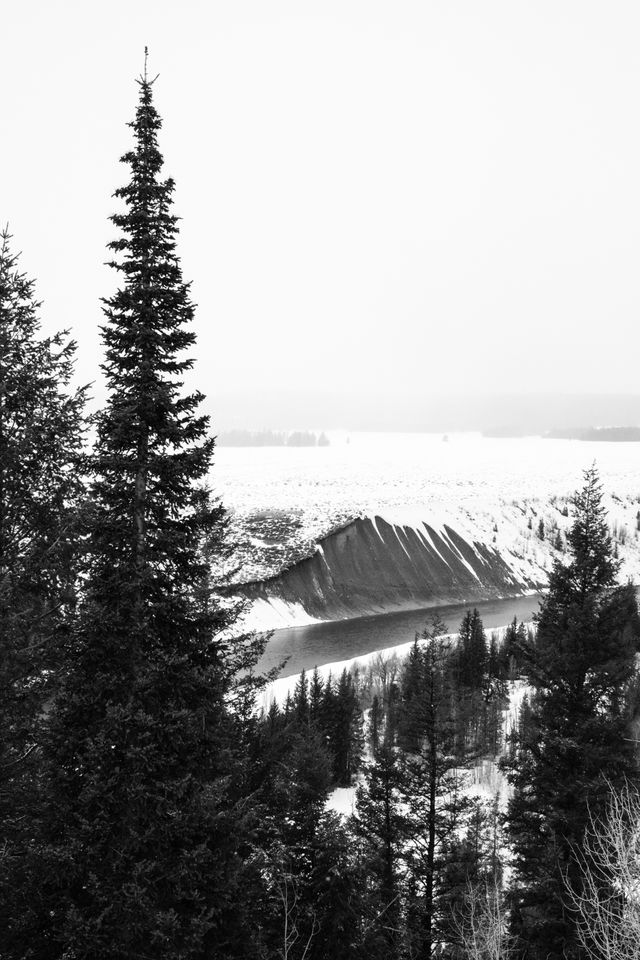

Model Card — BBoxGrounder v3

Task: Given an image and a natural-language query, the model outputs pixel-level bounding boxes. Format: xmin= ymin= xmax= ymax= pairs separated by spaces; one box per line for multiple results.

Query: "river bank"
xmin=256 ymin=591 xmax=543 ymax=679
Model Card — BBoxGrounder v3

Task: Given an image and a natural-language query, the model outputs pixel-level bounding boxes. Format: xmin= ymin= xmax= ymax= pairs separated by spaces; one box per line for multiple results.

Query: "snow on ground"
xmin=214 ymin=433 xmax=640 ymax=526
xmin=324 ymin=678 xmax=532 ymax=820
xmin=462 ymin=679 xmax=532 ymax=811
xmin=327 ymin=786 xmax=358 ymax=817
xmin=504 ymin=678 xmax=529 ymax=741
xmin=240 ymin=597 xmax=322 ymax=632
xmin=214 ymin=433 xmax=640 ymax=623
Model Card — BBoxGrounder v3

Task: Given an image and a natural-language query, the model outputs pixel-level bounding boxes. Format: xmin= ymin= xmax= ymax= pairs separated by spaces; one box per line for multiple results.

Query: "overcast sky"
xmin=3 ymin=2 xmax=640 ymax=426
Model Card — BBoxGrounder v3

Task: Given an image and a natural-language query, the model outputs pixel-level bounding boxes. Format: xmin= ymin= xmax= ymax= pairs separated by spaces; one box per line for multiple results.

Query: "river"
xmin=256 ymin=593 xmax=544 ymax=678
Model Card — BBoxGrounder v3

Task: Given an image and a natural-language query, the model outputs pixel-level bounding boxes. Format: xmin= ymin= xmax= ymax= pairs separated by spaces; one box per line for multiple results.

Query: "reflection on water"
xmin=257 ymin=593 xmax=543 ymax=678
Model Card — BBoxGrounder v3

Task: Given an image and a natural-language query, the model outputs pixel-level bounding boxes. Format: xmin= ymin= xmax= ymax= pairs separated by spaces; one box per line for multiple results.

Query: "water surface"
xmin=257 ymin=593 xmax=543 ymax=678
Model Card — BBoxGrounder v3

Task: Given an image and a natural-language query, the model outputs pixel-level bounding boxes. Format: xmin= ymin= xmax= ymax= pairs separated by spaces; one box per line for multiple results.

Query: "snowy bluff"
xmin=239 ymin=515 xmax=541 ymax=623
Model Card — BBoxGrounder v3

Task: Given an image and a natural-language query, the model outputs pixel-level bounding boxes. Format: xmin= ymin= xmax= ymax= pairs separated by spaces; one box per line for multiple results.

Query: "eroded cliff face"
xmin=240 ymin=515 xmax=542 ymax=622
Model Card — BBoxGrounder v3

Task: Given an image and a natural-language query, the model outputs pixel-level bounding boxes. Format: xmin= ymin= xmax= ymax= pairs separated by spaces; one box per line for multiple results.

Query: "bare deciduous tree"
xmin=453 ymin=881 xmax=511 ymax=960
xmin=277 ymin=872 xmax=318 ymax=960
xmin=565 ymin=782 xmax=640 ymax=960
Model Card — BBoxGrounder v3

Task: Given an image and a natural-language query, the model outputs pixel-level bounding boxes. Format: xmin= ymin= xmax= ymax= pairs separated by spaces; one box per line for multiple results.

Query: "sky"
xmin=3 ymin=2 xmax=640 ymax=429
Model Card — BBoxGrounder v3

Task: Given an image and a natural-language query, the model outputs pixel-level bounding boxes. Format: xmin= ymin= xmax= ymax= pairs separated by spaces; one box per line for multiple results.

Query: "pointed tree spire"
xmin=29 ymin=71 xmax=264 ymax=959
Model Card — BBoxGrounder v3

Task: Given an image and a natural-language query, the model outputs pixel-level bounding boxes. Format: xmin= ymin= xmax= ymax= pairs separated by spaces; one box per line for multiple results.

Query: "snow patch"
xmin=241 ymin=597 xmax=321 ymax=632
xmin=326 ymin=786 xmax=357 ymax=817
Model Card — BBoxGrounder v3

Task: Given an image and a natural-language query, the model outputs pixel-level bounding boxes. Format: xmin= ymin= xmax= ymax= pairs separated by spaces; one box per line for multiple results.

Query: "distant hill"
xmin=217 ymin=429 xmax=329 ymax=447
xmin=545 ymin=426 xmax=640 ymax=442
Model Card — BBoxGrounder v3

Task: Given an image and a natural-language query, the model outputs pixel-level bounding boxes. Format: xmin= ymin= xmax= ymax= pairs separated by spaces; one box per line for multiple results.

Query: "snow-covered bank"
xmin=257 ymin=632 xmax=424 ymax=712
xmin=240 ymin=511 xmax=542 ymax=627
xmin=258 ymin=622 xmax=532 ymax=712
xmin=240 ymin=597 xmax=321 ymax=632
xmin=218 ymin=433 xmax=640 ymax=568
xmin=239 ymin=490 xmax=640 ymax=626
xmin=236 ymin=498 xmax=640 ymax=632
xmin=216 ymin=434 xmax=640 ymax=628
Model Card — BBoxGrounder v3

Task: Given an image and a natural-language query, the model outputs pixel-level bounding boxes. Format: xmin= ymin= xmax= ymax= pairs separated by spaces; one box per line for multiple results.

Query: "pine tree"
xmin=283 ymin=689 xmax=295 ymax=723
xmin=454 ymin=608 xmax=488 ymax=690
xmin=330 ymin=669 xmax=364 ymax=786
xmin=284 ymin=727 xmax=334 ymax=849
xmin=27 ymin=64 xmax=262 ymax=959
xmin=398 ymin=619 xmax=473 ymax=959
xmin=0 ymin=229 xmax=86 ymax=944
xmin=501 ymin=616 xmax=529 ymax=678
xmin=505 ymin=466 xmax=640 ymax=960
xmin=255 ymin=721 xmax=335 ymax=959
xmin=451 ymin=609 xmax=489 ymax=756
xmin=397 ymin=637 xmax=425 ymax=754
xmin=294 ymin=667 xmax=310 ymax=725
xmin=309 ymin=666 xmax=324 ymax=723
xmin=369 ymin=693 xmax=383 ymax=754
xmin=304 ymin=813 xmax=364 ymax=960
xmin=354 ymin=740 xmax=405 ymax=960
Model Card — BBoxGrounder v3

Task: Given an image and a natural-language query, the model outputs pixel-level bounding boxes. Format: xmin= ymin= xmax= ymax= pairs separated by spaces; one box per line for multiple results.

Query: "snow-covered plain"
xmin=214 ymin=432 xmax=640 ymax=533
xmin=214 ymin=432 xmax=640 ymax=627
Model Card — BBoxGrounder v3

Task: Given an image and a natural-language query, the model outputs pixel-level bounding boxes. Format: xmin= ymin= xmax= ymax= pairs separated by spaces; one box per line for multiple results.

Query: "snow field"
xmin=218 ymin=433 xmax=640 ymax=626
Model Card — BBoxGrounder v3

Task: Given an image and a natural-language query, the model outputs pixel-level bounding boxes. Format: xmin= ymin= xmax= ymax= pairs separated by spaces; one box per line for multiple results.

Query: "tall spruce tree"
xmin=330 ymin=669 xmax=364 ymax=787
xmin=505 ymin=466 xmax=640 ymax=960
xmin=22 ymin=64 xmax=261 ymax=960
xmin=455 ymin=608 xmax=488 ymax=691
xmin=0 ymin=229 xmax=85 ymax=941
xmin=397 ymin=620 xmax=474 ymax=958
xmin=354 ymin=739 xmax=405 ymax=960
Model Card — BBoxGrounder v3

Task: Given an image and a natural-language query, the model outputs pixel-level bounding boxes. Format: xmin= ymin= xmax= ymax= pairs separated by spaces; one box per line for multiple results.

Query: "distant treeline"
xmin=217 ymin=429 xmax=330 ymax=447
xmin=545 ymin=426 xmax=640 ymax=442
xmin=484 ymin=425 xmax=640 ymax=441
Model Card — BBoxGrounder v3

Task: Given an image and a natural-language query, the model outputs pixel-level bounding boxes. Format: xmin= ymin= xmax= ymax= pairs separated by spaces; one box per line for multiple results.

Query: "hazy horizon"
xmin=3 ymin=2 xmax=640 ymax=417
xmin=208 ymin=390 xmax=640 ymax=434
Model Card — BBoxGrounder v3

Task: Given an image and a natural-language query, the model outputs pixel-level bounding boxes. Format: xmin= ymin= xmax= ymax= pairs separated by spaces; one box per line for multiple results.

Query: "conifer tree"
xmin=354 ymin=739 xmax=405 ymax=960
xmin=369 ymin=693 xmax=383 ymax=754
xmin=309 ymin=666 xmax=324 ymax=723
xmin=451 ymin=609 xmax=489 ymax=756
xmin=501 ymin=616 xmax=528 ymax=678
xmin=26 ymin=63 xmax=262 ymax=960
xmin=294 ymin=667 xmax=310 ymax=725
xmin=254 ymin=720 xmax=336 ymax=959
xmin=455 ymin=608 xmax=488 ymax=690
xmin=398 ymin=619 xmax=473 ymax=958
xmin=0 ymin=229 xmax=85 ymax=942
xmin=505 ymin=466 xmax=639 ymax=960
xmin=397 ymin=637 xmax=426 ymax=754
xmin=304 ymin=813 xmax=364 ymax=960
xmin=330 ymin=669 xmax=364 ymax=786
